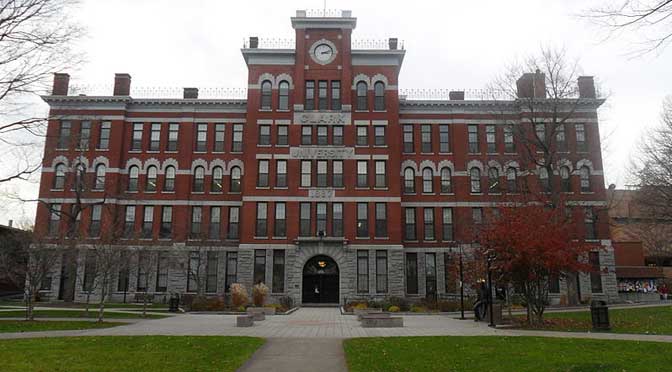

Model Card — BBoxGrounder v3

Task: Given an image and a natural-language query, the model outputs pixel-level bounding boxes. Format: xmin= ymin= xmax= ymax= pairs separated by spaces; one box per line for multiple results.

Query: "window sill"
xmin=276 ymin=144 xmax=290 ymax=147
xmin=212 ymin=151 xmax=225 ymax=154
xmin=420 ymin=152 xmax=434 ymax=155
xmin=210 ymin=191 xmax=223 ymax=194
xmin=228 ymin=192 xmax=242 ymax=195
xmin=355 ymin=237 xmax=369 ymax=240
xmin=468 ymin=153 xmax=481 ymax=155
xmin=50 ymin=189 xmax=64 ymax=192
xmin=503 ymin=152 xmax=518 ymax=155
xmin=192 ymin=191 xmax=205 ymax=194
xmin=374 ymin=237 xmax=389 ymax=240
xmin=129 ymin=150 xmax=142 ymax=153
xmin=354 ymin=110 xmax=369 ymax=113
xmin=580 ymin=191 xmax=595 ymax=195
xmin=165 ymin=151 xmax=178 ymax=154
xmin=95 ymin=149 xmax=110 ymax=152
xmin=230 ymin=152 xmax=243 ymax=155
xmin=254 ymin=236 xmax=269 ymax=240
xmin=487 ymin=152 xmax=499 ymax=155
xmin=139 ymin=238 xmax=153 ymax=241
xmin=439 ymin=193 xmax=455 ymax=196
xmin=355 ymin=145 xmax=369 ymax=148
xmin=257 ymin=144 xmax=272 ymax=147
xmin=424 ymin=240 xmax=437 ymax=243
xmin=127 ymin=191 xmax=139 ymax=194
xmin=373 ymin=145 xmax=387 ymax=148
xmin=470 ymin=193 xmax=483 ymax=195
xmin=193 ymin=151 xmax=207 ymax=154
xmin=355 ymin=187 xmax=370 ymax=190
xmin=421 ymin=193 xmax=435 ymax=196
xmin=438 ymin=152 xmax=453 ymax=155
xmin=372 ymin=110 xmax=387 ymax=113
xmin=373 ymin=187 xmax=388 ymax=191
xmin=158 ymin=238 xmax=172 ymax=241
xmin=404 ymin=240 xmax=419 ymax=243
xmin=274 ymin=187 xmax=288 ymax=190
xmin=162 ymin=191 xmax=176 ymax=194
xmin=259 ymin=109 xmax=273 ymax=112
xmin=145 ymin=191 xmax=157 ymax=194
xmin=147 ymin=151 xmax=160 ymax=154
xmin=256 ymin=187 xmax=270 ymax=190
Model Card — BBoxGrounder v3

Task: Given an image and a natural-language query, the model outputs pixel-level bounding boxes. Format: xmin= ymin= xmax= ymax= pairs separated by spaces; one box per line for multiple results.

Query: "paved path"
xmin=237 ymin=338 xmax=347 ymax=372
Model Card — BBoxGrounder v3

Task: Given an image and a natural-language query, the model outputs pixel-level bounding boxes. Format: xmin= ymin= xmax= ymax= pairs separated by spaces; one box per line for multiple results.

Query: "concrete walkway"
xmin=237 ymin=338 xmax=347 ymax=372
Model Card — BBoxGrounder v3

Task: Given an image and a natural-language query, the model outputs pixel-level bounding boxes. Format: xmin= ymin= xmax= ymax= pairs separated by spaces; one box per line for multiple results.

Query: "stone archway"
xmin=302 ymin=255 xmax=339 ymax=304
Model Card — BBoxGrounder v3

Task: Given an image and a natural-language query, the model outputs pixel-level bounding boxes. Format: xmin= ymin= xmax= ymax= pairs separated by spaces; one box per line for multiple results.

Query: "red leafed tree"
xmin=478 ymin=203 xmax=597 ymax=326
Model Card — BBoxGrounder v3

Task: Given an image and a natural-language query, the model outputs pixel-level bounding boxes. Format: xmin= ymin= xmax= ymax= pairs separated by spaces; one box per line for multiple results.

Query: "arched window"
xmin=560 ymin=166 xmax=571 ymax=192
xmin=94 ymin=164 xmax=106 ymax=190
xmin=404 ymin=167 xmax=415 ymax=193
xmin=128 ymin=165 xmax=139 ymax=191
xmin=356 ymin=81 xmax=368 ymax=111
xmin=488 ymin=167 xmax=500 ymax=193
xmin=193 ymin=166 xmax=205 ymax=192
xmin=212 ymin=166 xmax=224 ymax=192
xmin=278 ymin=81 xmax=289 ymax=110
xmin=374 ymin=81 xmax=385 ymax=111
xmin=580 ymin=166 xmax=591 ymax=192
xmin=230 ymin=166 xmax=241 ymax=192
xmin=53 ymin=163 xmax=66 ymax=189
xmin=260 ymin=80 xmax=272 ymax=110
xmin=164 ymin=166 xmax=176 ymax=192
xmin=539 ymin=167 xmax=550 ymax=192
xmin=74 ymin=164 xmax=86 ymax=192
xmin=506 ymin=167 xmax=517 ymax=193
xmin=146 ymin=166 xmax=158 ymax=192
xmin=440 ymin=167 xmax=452 ymax=193
xmin=470 ymin=167 xmax=481 ymax=193
xmin=422 ymin=167 xmax=433 ymax=193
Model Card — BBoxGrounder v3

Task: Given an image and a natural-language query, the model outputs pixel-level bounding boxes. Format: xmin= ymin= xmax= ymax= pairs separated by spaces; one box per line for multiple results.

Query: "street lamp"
xmin=459 ymin=245 xmax=465 ymax=320
xmin=486 ymin=252 xmax=495 ymax=328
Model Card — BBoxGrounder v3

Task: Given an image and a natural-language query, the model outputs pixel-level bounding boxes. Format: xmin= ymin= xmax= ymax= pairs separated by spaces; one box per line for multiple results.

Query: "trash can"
xmin=590 ymin=300 xmax=610 ymax=331
xmin=168 ymin=294 xmax=180 ymax=313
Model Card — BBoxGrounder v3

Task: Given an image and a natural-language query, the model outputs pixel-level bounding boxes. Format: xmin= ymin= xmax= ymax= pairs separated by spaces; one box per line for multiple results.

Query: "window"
xmin=317 ymin=160 xmax=328 ymax=187
xmin=486 ymin=125 xmax=496 ymax=153
xmin=468 ymin=125 xmax=479 ymax=153
xmin=357 ymin=250 xmax=369 ymax=293
xmin=53 ymin=163 xmax=66 ymax=189
xmin=258 ymin=125 xmax=271 ymax=145
xmin=89 ymin=205 xmax=102 ymax=237
xmin=301 ymin=160 xmax=312 ymax=187
xmin=69 ymin=205 xmax=80 ymax=238
xmin=472 ymin=207 xmax=483 ymax=225
xmin=406 ymin=253 xmax=418 ymax=294
xmin=580 ymin=166 xmax=591 ymax=192
xmin=187 ymin=251 xmax=200 ymax=292
xmin=164 ymin=166 xmax=176 ymax=192
xmin=277 ymin=125 xmax=288 ymax=146
xmin=357 ymin=161 xmax=368 ymax=187
xmin=230 ymin=166 xmax=241 ymax=192
xmin=272 ymin=250 xmax=285 ymax=293
xmin=206 ymin=251 xmax=218 ymax=293
xmin=556 ymin=124 xmax=566 ymax=152
xmin=146 ymin=166 xmax=158 ymax=192
xmin=374 ymin=126 xmax=385 ymax=146
xmin=160 ymin=206 xmax=172 ymax=239
xmin=488 ymin=167 xmax=500 ymax=193
xmin=168 ymin=123 xmax=179 ymax=151
xmin=422 ymin=168 xmax=433 ymax=193
xmin=124 ymin=206 xmax=135 ymax=238
xmin=403 ymin=125 xmax=414 ymax=153
xmin=404 ymin=168 xmax=415 ymax=193
xmin=142 ymin=206 xmax=153 ymax=238
xmin=549 ymin=275 xmax=560 ymax=294
xmin=535 ymin=123 xmax=546 ymax=147
xmin=276 ymin=160 xmax=287 ymax=187
xmin=117 ymin=252 xmax=129 ymax=292
xmin=79 ymin=121 xmax=91 ymax=150
xmin=212 ymin=166 xmax=224 ymax=192
xmin=48 ymin=204 xmax=61 ymax=236
xmin=257 ymin=160 xmax=269 ymax=187
xmin=195 ymin=123 xmax=207 ymax=152
xmin=190 ymin=206 xmax=202 ymax=238
xmin=301 ymin=126 xmax=312 ymax=145
xmin=228 ymin=207 xmax=240 ymax=239
xmin=357 ymin=203 xmax=368 ymax=238
xmin=333 ymin=126 xmax=343 ymax=145
xmin=331 ymin=80 xmax=341 ymax=110
xmin=128 ymin=166 xmax=139 ymax=191
xmin=150 ymin=123 xmax=161 ymax=151
xmin=375 ymin=161 xmax=386 ymax=188
xmin=232 ymin=124 xmax=243 ymax=152
xmin=374 ymin=82 xmax=385 ymax=110
xmin=332 ymin=203 xmax=344 ymax=237
xmin=136 ymin=252 xmax=149 ymax=291
xmin=356 ymin=81 xmax=368 ymax=110
xmin=576 ymin=124 xmax=587 ymax=152
xmin=94 ymin=164 xmax=106 ymax=190
xmin=440 ymin=167 xmax=452 ymax=193
xmin=504 ymin=125 xmax=515 ymax=153
xmin=539 ymin=167 xmax=550 ymax=192
xmin=405 ymin=208 xmax=417 ymax=240
xmin=332 ymin=160 xmax=343 ymax=187
xmin=585 ymin=208 xmax=597 ymax=240
xmin=317 ymin=125 xmax=328 ymax=145
xmin=470 ymin=167 xmax=481 ymax=193
xmin=58 ymin=121 xmax=71 ymax=149
xmin=300 ymin=203 xmax=311 ymax=236
xmin=426 ymin=253 xmax=437 ymax=295
xmin=256 ymin=202 xmax=268 ymax=237
xmin=260 ymin=80 xmax=272 ymax=110
xmin=560 ymin=166 xmax=571 ymax=192
xmin=278 ymin=81 xmax=289 ymax=110
xmin=421 ymin=125 xmax=432 ymax=153
xmin=193 ymin=166 xmax=205 ymax=192
xmin=254 ymin=250 xmax=266 ymax=284
xmin=209 ymin=207 xmax=221 ymax=240
xmin=98 ymin=121 xmax=111 ymax=150
xmin=375 ymin=203 xmax=387 ymax=237
xmin=131 ymin=123 xmax=143 ymax=150
xmin=424 ymin=208 xmax=435 ymax=240
xmin=445 ymin=254 xmax=457 ymax=293
xmin=316 ymin=202 xmax=327 ymax=235
xmin=442 ymin=208 xmax=453 ymax=241
xmin=506 ymin=167 xmax=517 ymax=193
xmin=318 ymin=80 xmax=328 ymax=110
xmin=589 ymin=251 xmax=602 ymax=293
xmin=83 ymin=251 xmax=96 ymax=292
xmin=376 ymin=251 xmax=388 ymax=293
xmin=225 ymin=252 xmax=237 ymax=292
xmin=356 ymin=126 xmax=368 ymax=146
xmin=439 ymin=125 xmax=450 ymax=153
xmin=305 ymin=81 xmax=315 ymax=110
xmin=274 ymin=202 xmax=286 ymax=237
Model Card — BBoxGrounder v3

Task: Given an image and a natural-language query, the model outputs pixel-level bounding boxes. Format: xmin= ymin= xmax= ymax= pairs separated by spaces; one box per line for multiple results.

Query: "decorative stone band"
xmin=400 ymin=200 xmax=608 ymax=207
xmin=38 ymin=198 xmax=243 ymax=206
xmin=293 ymin=112 xmax=351 ymax=125
xmin=289 ymin=146 xmax=355 ymax=159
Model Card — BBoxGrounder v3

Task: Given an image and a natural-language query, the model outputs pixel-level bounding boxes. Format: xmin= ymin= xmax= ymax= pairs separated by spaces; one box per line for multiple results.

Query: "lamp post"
xmin=459 ymin=245 xmax=465 ymax=320
xmin=486 ymin=253 xmax=495 ymax=328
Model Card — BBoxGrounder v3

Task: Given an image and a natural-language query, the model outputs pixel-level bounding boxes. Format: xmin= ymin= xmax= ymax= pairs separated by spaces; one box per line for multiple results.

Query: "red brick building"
xmin=35 ymin=10 xmax=617 ymax=305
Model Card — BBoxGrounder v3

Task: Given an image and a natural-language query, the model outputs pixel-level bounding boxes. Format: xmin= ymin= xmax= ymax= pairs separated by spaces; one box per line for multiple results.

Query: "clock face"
xmin=314 ymin=43 xmax=334 ymax=62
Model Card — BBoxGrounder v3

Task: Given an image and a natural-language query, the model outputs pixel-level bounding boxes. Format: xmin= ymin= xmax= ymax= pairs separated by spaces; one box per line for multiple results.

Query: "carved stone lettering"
xmin=308 ymin=189 xmax=335 ymax=199
xmin=294 ymin=112 xmax=351 ymax=125
xmin=289 ymin=147 xmax=355 ymax=159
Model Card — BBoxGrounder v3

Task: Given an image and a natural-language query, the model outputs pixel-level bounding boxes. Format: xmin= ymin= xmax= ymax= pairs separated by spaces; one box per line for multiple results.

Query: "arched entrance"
xmin=302 ymin=255 xmax=339 ymax=304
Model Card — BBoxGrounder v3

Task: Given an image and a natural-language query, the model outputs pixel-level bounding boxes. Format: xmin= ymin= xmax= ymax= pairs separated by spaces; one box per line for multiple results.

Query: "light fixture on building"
xmin=318 ymin=260 xmax=327 ymax=268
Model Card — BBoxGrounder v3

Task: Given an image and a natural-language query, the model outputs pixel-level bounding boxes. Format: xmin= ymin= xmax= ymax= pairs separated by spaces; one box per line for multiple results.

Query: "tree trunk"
xmin=97 ymin=285 xmax=106 ymax=323
xmin=142 ymin=290 xmax=148 ymax=318
xmin=25 ymin=289 xmax=35 ymax=321
xmin=85 ymin=292 xmax=91 ymax=317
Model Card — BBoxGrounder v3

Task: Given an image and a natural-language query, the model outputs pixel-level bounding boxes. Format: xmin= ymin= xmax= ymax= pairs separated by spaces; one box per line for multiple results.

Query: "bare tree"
xmin=180 ymin=248 xmax=207 ymax=299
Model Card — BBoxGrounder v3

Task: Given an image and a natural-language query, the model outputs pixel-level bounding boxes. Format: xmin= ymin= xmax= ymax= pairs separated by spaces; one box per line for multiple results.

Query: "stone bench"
xmin=237 ymin=315 xmax=254 ymax=327
xmin=361 ymin=316 xmax=403 ymax=328
xmin=246 ymin=308 xmax=266 ymax=321
xmin=358 ymin=312 xmax=391 ymax=321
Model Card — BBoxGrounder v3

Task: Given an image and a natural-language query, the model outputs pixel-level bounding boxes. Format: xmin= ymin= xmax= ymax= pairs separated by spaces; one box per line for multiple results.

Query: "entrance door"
xmin=302 ymin=255 xmax=339 ymax=304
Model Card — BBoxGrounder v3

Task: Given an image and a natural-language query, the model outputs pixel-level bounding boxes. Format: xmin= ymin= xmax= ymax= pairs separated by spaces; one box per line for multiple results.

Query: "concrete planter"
xmin=353 ymin=308 xmax=382 ymax=317
xmin=246 ymin=307 xmax=266 ymax=321
xmin=247 ymin=306 xmax=276 ymax=315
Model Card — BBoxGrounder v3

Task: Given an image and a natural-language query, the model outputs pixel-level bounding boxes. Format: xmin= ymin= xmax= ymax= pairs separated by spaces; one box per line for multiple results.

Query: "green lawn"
xmin=344 ymin=336 xmax=672 ymax=372
xmin=0 ymin=336 xmax=264 ymax=372
xmin=0 ymin=310 xmax=169 ymax=319
xmin=0 ymin=320 xmax=123 ymax=333
xmin=520 ymin=305 xmax=672 ymax=335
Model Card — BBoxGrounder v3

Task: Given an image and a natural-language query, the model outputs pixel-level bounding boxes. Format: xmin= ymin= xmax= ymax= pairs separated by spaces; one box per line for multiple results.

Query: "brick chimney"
xmin=516 ymin=69 xmax=546 ymax=99
xmin=449 ymin=91 xmax=465 ymax=100
xmin=183 ymin=87 xmax=199 ymax=99
xmin=113 ymin=73 xmax=132 ymax=96
xmin=388 ymin=38 xmax=398 ymax=50
xmin=249 ymin=37 xmax=259 ymax=49
xmin=578 ymin=76 xmax=596 ymax=98
xmin=52 ymin=73 xmax=70 ymax=95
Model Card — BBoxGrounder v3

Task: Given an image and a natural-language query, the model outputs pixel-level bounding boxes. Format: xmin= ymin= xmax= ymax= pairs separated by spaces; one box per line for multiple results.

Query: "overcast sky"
xmin=1 ymin=0 xmax=670 ymax=227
